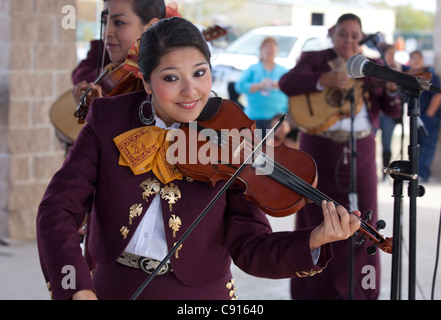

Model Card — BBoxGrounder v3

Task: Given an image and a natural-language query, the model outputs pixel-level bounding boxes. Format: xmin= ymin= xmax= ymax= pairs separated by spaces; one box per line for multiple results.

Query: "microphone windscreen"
xmin=346 ymin=55 xmax=368 ymax=78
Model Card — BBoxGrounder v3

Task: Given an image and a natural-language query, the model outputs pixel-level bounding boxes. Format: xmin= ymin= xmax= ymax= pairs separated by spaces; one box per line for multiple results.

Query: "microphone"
xmin=346 ymin=54 xmax=441 ymax=94
xmin=358 ymin=32 xmax=380 ymax=46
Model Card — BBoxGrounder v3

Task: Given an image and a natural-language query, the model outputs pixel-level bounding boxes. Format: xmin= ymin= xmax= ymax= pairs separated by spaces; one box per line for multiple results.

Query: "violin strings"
xmin=200 ymin=130 xmax=377 ymax=237
xmin=217 ymin=133 xmax=375 ymax=237
xmin=269 ymin=160 xmax=375 ymax=236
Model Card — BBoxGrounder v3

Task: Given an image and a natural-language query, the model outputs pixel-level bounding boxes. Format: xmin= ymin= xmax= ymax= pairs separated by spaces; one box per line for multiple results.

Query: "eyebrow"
xmin=102 ymin=11 xmax=128 ymax=19
xmin=110 ymin=13 xmax=128 ymax=19
xmin=159 ymin=62 xmax=209 ymax=73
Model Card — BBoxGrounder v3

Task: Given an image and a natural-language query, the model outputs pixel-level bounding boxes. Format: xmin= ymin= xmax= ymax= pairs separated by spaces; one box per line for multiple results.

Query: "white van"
xmin=211 ymin=25 xmax=331 ymax=98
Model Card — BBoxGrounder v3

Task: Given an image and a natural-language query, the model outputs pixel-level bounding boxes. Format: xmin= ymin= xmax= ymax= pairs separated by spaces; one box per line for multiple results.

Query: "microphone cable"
xmin=431 ymin=206 xmax=441 ymax=300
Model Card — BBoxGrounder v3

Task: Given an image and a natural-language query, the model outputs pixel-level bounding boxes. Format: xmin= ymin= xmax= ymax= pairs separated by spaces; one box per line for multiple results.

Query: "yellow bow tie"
xmin=113 ymin=126 xmax=183 ymax=184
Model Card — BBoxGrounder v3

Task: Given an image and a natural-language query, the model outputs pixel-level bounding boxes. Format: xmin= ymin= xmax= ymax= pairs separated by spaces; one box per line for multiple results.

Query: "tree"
xmin=395 ymin=4 xmax=434 ymax=32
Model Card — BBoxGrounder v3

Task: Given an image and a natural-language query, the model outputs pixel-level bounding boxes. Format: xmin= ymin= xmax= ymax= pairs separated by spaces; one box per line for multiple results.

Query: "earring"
xmin=139 ymin=100 xmax=155 ymax=126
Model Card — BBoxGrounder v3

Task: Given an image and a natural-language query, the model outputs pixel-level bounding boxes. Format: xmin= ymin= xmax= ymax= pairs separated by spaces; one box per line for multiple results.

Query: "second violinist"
xmin=72 ymin=0 xmax=169 ymax=108
xmin=36 ymin=17 xmax=361 ymax=300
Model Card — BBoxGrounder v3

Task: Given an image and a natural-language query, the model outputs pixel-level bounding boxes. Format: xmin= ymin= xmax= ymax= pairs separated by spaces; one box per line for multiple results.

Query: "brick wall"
xmin=0 ymin=0 xmax=77 ymax=239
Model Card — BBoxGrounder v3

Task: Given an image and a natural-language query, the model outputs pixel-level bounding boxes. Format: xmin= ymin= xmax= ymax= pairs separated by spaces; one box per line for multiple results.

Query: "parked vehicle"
xmin=211 ymin=25 xmax=332 ymax=98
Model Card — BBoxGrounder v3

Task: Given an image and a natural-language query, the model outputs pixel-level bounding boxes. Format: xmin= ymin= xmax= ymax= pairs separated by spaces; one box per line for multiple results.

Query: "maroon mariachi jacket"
xmin=37 ymin=90 xmax=332 ymax=300
xmin=279 ymin=49 xmax=402 ymax=129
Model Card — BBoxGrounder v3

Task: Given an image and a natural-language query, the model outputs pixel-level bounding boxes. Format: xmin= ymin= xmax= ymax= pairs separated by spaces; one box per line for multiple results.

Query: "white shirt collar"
xmin=153 ymin=112 xmax=180 ymax=130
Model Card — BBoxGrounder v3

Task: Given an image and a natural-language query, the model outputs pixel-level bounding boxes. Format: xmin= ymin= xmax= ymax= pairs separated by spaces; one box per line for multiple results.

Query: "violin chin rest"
xmin=197 ymin=96 xmax=223 ymax=121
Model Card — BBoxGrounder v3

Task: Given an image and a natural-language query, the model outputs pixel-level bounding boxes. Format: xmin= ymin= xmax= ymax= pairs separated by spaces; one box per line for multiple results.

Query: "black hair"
xmin=138 ymin=17 xmax=212 ymax=82
xmin=336 ymin=13 xmax=362 ymax=29
xmin=103 ymin=0 xmax=166 ymax=25
xmin=409 ymin=50 xmax=423 ymax=58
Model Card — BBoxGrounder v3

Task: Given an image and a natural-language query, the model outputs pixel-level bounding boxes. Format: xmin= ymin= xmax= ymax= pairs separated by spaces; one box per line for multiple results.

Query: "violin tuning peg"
xmin=376 ymin=220 xmax=386 ymax=231
xmin=367 ymin=244 xmax=377 ymax=255
xmin=355 ymin=234 xmax=366 ymax=246
xmin=364 ymin=210 xmax=373 ymax=222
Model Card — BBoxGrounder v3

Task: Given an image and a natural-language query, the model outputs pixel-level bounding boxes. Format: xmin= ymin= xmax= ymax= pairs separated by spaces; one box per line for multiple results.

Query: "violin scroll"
xmin=73 ymin=63 xmax=143 ymax=124
xmin=202 ymin=25 xmax=227 ymax=42
xmin=356 ymin=216 xmax=393 ymax=255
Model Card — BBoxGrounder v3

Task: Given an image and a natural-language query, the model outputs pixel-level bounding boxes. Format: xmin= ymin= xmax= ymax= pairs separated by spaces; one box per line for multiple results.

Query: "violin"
xmin=172 ymin=97 xmax=393 ymax=254
xmin=74 ymin=63 xmax=143 ymax=123
xmin=406 ymin=67 xmax=432 ymax=81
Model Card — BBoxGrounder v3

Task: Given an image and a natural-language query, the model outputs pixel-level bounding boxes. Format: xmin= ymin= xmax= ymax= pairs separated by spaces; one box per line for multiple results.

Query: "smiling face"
xmin=102 ymin=0 xmax=148 ymax=65
xmin=142 ymin=47 xmax=213 ymax=126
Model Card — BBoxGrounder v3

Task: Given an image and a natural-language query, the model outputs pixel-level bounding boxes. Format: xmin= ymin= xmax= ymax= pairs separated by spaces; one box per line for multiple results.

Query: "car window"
xmin=226 ymin=34 xmax=298 ymax=58
xmin=301 ymin=38 xmax=323 ymax=52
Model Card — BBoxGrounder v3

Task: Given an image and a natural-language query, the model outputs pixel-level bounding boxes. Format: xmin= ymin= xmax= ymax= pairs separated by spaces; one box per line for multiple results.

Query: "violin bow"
xmin=97 ymin=8 xmax=109 ymax=78
xmin=129 ymin=115 xmax=286 ymax=300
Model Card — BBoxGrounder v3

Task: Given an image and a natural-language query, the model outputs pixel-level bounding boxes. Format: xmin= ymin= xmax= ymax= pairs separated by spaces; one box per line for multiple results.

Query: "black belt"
xmin=117 ymin=252 xmax=173 ymax=275
xmin=316 ymin=129 xmax=372 ymax=143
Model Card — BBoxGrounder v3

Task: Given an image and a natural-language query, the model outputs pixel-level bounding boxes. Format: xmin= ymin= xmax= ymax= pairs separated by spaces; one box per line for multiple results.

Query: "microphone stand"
xmin=364 ymin=39 xmax=420 ymax=300
xmin=346 ymin=86 xmax=358 ymax=300
xmin=406 ymin=91 xmax=424 ymax=300
xmin=385 ymin=89 xmax=425 ymax=300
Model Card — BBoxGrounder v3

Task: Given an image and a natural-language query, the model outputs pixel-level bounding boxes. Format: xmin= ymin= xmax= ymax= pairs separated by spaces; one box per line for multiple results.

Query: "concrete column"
xmin=0 ymin=0 xmax=77 ymax=239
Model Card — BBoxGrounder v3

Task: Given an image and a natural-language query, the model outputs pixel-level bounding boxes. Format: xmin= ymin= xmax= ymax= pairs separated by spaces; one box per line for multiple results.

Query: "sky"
xmin=385 ymin=0 xmax=436 ymax=12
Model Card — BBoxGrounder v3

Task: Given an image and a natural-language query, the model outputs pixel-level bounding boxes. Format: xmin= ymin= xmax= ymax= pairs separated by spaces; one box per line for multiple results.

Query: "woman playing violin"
xmin=279 ymin=13 xmax=402 ymax=300
xmin=37 ymin=17 xmax=361 ymax=300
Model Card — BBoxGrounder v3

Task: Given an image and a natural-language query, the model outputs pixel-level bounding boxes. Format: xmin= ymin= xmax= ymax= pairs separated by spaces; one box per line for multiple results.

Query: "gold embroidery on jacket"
xmin=161 ymin=183 xmax=181 ymax=212
xmin=140 ymin=178 xmax=161 ymax=202
xmin=120 ymin=226 xmax=129 ymax=239
xmin=168 ymin=214 xmax=182 ymax=238
xmin=129 ymin=203 xmax=143 ymax=225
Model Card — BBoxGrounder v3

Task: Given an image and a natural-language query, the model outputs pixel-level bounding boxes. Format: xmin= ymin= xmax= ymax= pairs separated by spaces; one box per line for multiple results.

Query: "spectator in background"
xmin=405 ymin=50 xmax=441 ymax=182
xmin=235 ymin=37 xmax=288 ymax=131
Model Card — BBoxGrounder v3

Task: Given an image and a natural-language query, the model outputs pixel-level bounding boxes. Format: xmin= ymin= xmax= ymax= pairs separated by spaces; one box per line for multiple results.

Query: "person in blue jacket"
xmin=235 ymin=37 xmax=288 ymax=130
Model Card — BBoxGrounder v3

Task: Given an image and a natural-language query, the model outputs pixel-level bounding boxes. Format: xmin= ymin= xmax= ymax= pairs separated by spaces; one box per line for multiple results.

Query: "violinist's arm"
xmin=309 ymin=201 xmax=361 ymax=251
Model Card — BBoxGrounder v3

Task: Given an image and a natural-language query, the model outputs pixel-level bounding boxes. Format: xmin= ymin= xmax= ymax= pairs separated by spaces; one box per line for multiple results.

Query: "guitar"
xmin=50 ymin=25 xmax=227 ymax=147
xmin=50 ymin=89 xmax=83 ymax=145
xmin=289 ymin=78 xmax=364 ymax=134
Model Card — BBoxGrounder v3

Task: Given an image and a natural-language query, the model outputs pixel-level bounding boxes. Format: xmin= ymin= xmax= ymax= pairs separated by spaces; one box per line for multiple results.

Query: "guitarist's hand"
xmin=319 ymin=71 xmax=349 ymax=90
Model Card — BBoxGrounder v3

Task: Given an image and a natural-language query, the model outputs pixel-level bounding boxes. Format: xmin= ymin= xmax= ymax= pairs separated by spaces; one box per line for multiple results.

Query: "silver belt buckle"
xmin=138 ymin=257 xmax=170 ymax=275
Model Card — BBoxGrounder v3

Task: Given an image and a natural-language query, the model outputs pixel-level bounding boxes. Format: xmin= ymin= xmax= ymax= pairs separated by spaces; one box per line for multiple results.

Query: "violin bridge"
xmin=213 ymin=131 xmax=228 ymax=148
xmin=251 ymin=153 xmax=274 ymax=176
xmin=233 ymin=140 xmax=246 ymax=159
